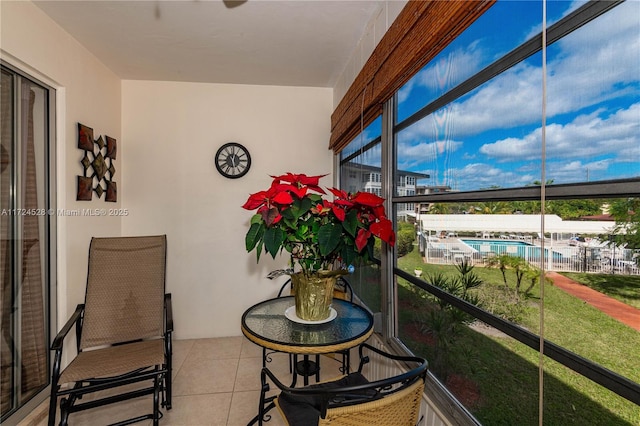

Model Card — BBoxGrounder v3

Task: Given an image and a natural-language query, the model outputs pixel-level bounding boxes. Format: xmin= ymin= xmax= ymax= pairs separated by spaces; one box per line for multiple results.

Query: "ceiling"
xmin=33 ymin=0 xmax=385 ymax=88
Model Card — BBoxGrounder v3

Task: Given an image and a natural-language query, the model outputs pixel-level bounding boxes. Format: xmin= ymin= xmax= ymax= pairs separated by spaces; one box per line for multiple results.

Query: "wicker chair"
xmin=257 ymin=342 xmax=428 ymax=426
xmin=48 ymin=235 xmax=172 ymax=426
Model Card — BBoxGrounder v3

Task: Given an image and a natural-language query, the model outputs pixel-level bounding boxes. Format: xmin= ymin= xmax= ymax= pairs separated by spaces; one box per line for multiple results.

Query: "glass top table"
xmin=241 ymin=296 xmax=374 ymax=355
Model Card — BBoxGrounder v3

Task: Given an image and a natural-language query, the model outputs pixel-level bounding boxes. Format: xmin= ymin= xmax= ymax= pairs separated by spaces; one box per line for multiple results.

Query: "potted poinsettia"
xmin=242 ymin=172 xmax=395 ymax=320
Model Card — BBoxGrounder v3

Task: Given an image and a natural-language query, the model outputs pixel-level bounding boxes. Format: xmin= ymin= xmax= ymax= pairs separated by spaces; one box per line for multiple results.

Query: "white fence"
xmin=418 ymin=236 xmax=640 ymax=275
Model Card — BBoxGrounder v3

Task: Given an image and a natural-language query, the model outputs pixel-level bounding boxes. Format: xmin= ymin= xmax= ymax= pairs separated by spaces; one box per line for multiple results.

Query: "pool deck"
xmin=547 ymin=272 xmax=640 ymax=331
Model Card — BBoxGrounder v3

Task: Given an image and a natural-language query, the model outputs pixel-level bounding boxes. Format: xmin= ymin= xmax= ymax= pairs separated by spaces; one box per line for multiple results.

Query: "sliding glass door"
xmin=1 ymin=64 xmax=56 ymax=422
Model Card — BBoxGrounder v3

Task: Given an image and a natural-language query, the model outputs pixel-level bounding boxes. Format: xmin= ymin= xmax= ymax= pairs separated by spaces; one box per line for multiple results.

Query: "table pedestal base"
xmin=293 ymin=355 xmax=320 ymax=386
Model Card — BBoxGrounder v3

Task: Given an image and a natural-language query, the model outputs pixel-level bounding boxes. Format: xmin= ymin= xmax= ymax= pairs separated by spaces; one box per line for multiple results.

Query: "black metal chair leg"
xmin=59 ymin=397 xmax=70 ymax=426
xmin=48 ymin=387 xmax=58 ymax=426
xmin=153 ymin=375 xmax=160 ymax=426
xmin=165 ymin=338 xmax=173 ymax=410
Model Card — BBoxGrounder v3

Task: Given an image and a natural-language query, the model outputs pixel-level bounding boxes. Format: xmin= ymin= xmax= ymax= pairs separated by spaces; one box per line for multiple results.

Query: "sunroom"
xmin=1 ymin=0 xmax=639 ymax=425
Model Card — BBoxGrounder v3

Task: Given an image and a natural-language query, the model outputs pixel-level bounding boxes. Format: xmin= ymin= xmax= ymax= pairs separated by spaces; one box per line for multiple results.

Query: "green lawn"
xmin=396 ymin=250 xmax=640 ymax=425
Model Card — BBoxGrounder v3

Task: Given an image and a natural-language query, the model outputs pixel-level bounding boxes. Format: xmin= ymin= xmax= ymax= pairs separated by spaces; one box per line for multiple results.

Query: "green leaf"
xmin=264 ymin=227 xmax=285 ymax=259
xmin=342 ymin=210 xmax=359 ymax=237
xmin=318 ymin=223 xmax=342 ymax=256
xmin=256 ymin=240 xmax=263 ymax=263
xmin=295 ymin=224 xmax=309 ymax=241
xmin=340 ymin=246 xmax=356 ymax=267
xmin=281 ymin=208 xmax=296 ymax=221
xmin=299 ymin=195 xmax=315 ymax=212
xmin=245 ymin=222 xmax=264 ymax=252
xmin=288 ymin=197 xmax=313 ymax=220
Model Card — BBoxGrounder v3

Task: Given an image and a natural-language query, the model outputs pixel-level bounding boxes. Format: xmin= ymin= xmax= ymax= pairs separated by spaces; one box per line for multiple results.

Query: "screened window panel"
xmin=543 ymin=1 xmax=640 ymax=184
xmin=396 ymin=50 xmax=544 ymax=194
xmin=396 ymin=1 xmax=544 ymax=122
xmin=339 ymin=116 xmax=381 ymax=161
xmin=339 ymin=117 xmax=382 ymax=195
xmin=340 ymin=0 xmax=640 ymax=424
xmin=339 ymin=120 xmax=384 ymax=312
xmin=396 ymin=1 xmax=589 ymax=123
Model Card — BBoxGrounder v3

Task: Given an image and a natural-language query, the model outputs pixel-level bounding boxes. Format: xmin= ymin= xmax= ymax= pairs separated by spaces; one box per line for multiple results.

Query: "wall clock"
xmin=215 ymin=142 xmax=251 ymax=179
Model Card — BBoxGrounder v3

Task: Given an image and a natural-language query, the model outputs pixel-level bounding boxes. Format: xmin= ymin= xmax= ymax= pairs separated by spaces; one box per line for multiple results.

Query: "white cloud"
xmin=397 ymin=41 xmax=487 ymax=106
xmin=353 ymin=2 xmax=639 ymax=188
xmin=397 ymin=139 xmax=464 ymax=171
xmin=545 ymin=159 xmax=612 ymax=183
xmin=450 ymin=162 xmax=531 ymax=190
xmin=400 ymin=1 xmax=638 ymax=140
xmin=480 ymin=103 xmax=640 ymax=163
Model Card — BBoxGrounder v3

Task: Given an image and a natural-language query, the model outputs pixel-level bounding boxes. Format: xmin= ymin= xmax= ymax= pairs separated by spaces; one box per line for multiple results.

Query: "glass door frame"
xmin=1 ymin=60 xmax=57 ymax=426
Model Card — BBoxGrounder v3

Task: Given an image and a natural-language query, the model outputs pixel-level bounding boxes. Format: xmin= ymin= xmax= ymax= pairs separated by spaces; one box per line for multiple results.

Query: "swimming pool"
xmin=461 ymin=239 xmax=564 ymax=261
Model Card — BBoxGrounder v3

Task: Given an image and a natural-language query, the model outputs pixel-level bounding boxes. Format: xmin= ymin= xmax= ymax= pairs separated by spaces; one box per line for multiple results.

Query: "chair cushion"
xmin=59 ymin=339 xmax=165 ymax=384
xmin=277 ymin=372 xmax=373 ymax=426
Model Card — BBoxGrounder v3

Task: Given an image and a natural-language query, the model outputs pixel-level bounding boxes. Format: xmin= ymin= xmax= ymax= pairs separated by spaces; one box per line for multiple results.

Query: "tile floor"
xmin=25 ymin=336 xmax=347 ymax=426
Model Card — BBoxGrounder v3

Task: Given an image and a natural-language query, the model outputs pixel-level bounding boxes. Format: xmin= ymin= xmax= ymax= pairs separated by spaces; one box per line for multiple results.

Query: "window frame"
xmin=337 ymin=0 xmax=640 ymax=412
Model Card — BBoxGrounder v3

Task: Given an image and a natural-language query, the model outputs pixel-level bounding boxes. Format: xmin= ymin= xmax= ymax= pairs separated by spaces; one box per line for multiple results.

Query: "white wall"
xmin=121 ymin=80 xmax=333 ymax=338
xmin=0 ymin=0 xmax=390 ymax=341
xmin=0 ymin=1 xmax=123 ymax=327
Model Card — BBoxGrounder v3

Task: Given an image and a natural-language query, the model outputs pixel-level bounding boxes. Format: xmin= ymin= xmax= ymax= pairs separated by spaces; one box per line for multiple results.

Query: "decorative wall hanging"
xmin=76 ymin=123 xmax=117 ymax=202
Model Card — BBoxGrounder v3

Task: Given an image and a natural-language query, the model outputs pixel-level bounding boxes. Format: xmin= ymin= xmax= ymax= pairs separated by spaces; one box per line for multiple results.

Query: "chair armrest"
xmin=165 ymin=293 xmax=173 ymax=332
xmin=261 ymin=365 xmax=293 ymax=392
xmin=51 ymin=304 xmax=84 ymax=351
xmin=358 ymin=342 xmax=427 ymax=369
xmin=264 ymin=343 xmax=428 ymax=397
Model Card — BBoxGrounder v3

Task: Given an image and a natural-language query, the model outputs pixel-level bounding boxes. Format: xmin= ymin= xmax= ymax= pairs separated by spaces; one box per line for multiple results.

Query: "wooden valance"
xmin=329 ymin=0 xmax=496 ymax=153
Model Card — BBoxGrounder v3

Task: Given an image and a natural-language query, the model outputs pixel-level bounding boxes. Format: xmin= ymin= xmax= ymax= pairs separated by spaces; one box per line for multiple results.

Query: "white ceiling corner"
xmin=32 ymin=0 xmax=386 ymax=88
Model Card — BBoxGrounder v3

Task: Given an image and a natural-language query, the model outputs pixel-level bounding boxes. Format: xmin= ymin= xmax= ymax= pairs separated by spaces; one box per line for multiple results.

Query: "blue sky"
xmin=346 ymin=1 xmax=639 ymax=192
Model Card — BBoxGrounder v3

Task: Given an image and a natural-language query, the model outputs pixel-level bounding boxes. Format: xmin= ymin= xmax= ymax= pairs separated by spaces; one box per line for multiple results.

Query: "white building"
xmin=341 ymin=163 xmax=429 ymax=219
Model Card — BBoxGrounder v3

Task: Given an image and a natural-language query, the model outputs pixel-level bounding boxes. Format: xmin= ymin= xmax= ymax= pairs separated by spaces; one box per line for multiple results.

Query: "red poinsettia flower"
xmin=355 ymin=228 xmax=371 ymax=252
xmin=370 ymin=217 xmax=395 ymax=246
xmin=243 ymin=172 xmax=395 ymax=275
xmin=310 ymin=200 xmax=332 ymax=215
xmin=270 ymin=187 xmax=295 ymax=206
xmin=351 ymin=192 xmax=385 ymax=207
xmin=327 ymin=187 xmax=348 ymax=199
xmin=331 ymin=204 xmax=346 ymax=222
xmin=242 ymin=185 xmax=295 ymax=212
xmin=272 ymin=173 xmax=327 ymax=195
xmin=242 ymin=190 xmax=269 ymax=210
xmin=371 ymin=205 xmax=386 ymax=220
xmin=328 ymin=188 xmax=355 ymax=210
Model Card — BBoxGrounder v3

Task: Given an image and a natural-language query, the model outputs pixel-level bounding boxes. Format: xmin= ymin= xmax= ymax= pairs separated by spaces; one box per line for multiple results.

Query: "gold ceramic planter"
xmin=290 ymin=272 xmax=336 ymax=321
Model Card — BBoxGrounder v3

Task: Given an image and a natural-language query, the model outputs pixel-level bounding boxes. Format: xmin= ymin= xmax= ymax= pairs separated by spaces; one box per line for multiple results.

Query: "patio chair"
xmin=257 ymin=342 xmax=428 ymax=426
xmin=48 ymin=235 xmax=172 ymax=426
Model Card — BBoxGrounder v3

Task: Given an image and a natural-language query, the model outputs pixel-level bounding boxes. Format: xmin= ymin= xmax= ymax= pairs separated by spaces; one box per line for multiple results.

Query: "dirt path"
xmin=547 ymin=272 xmax=640 ymax=332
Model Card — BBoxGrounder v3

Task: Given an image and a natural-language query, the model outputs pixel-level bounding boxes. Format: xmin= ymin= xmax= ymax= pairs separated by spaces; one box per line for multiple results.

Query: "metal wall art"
xmin=76 ymin=123 xmax=117 ymax=202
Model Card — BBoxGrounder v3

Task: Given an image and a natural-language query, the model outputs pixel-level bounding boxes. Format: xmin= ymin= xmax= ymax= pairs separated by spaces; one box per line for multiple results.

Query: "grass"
xmin=396 ymin=249 xmax=640 ymax=425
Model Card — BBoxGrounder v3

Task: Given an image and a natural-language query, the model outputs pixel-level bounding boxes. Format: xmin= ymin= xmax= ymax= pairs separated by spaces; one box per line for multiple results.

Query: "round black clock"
xmin=215 ymin=142 xmax=251 ymax=179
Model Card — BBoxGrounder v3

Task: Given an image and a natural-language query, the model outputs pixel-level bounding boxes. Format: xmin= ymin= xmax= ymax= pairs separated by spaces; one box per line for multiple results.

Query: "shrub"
xmin=396 ymin=222 xmax=416 ymax=258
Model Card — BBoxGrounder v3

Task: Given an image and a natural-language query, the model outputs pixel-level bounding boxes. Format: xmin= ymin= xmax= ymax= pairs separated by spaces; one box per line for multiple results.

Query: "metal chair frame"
xmin=255 ymin=342 xmax=428 ymax=426
xmin=48 ymin=236 xmax=172 ymax=426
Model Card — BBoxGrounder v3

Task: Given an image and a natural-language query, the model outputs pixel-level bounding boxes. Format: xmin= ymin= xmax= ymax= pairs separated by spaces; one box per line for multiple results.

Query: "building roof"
xmin=342 ymin=162 xmax=430 ymax=179
xmin=415 ymin=214 xmax=618 ymax=235
xmin=579 ymin=214 xmax=615 ymax=221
